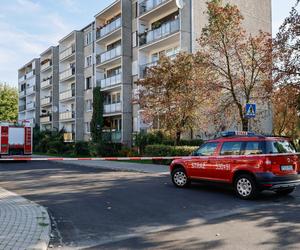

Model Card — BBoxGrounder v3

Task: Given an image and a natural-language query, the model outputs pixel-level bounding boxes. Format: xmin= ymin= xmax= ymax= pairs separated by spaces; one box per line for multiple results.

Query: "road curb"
xmin=0 ymin=187 xmax=50 ymax=250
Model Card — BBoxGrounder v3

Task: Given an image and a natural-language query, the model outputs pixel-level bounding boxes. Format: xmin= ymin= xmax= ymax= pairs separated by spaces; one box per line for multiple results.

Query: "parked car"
xmin=170 ymin=131 xmax=300 ymax=199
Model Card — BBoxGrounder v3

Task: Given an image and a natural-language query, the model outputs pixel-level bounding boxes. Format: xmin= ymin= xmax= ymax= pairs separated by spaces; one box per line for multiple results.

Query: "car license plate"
xmin=281 ymin=165 xmax=294 ymax=171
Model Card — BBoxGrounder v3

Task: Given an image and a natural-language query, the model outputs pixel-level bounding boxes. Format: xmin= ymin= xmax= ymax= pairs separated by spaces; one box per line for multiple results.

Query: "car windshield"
xmin=267 ymin=140 xmax=297 ymax=154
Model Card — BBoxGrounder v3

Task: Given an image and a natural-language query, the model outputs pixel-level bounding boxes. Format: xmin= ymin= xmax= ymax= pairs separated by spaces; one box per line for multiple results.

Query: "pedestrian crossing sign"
xmin=245 ymin=103 xmax=256 ymax=118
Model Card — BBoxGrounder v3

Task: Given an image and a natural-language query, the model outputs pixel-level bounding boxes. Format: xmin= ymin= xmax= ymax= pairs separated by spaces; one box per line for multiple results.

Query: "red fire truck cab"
xmin=0 ymin=123 xmax=32 ymax=156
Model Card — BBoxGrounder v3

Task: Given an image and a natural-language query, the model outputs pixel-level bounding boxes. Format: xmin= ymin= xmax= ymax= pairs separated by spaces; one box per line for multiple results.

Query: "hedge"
xmin=145 ymin=144 xmax=198 ymax=157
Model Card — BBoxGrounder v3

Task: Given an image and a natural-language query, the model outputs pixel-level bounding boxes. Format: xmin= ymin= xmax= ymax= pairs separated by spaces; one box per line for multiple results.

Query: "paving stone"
xmin=0 ymin=188 xmax=50 ymax=250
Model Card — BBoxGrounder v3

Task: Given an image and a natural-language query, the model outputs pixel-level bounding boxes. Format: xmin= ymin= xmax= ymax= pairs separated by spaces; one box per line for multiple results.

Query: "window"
xmin=242 ymin=141 xmax=264 ymax=155
xmin=132 ymin=32 xmax=138 ymax=47
xmin=85 ymin=55 xmax=92 ymax=68
xmin=85 ymin=77 xmax=92 ymax=90
xmin=117 ymin=93 xmax=121 ymax=103
xmin=193 ymin=143 xmax=218 ymax=156
xmin=85 ymin=32 xmax=92 ymax=46
xmin=85 ymin=122 xmax=91 ymax=133
xmin=85 ymin=100 xmax=92 ymax=112
xmin=220 ymin=142 xmax=243 ymax=156
xmin=267 ymin=140 xmax=296 ymax=154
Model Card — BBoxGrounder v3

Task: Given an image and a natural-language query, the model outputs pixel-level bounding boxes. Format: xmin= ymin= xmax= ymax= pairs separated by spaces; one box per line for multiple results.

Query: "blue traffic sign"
xmin=245 ymin=103 xmax=256 ymax=118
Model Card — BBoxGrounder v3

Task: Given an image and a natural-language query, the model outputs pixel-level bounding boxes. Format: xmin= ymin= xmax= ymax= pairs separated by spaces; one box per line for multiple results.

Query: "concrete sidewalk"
xmin=0 ymin=188 xmax=50 ymax=250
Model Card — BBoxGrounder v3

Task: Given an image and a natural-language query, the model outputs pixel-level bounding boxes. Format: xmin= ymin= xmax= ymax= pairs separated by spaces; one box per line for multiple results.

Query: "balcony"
xmin=100 ymin=74 xmax=122 ymax=89
xmin=26 ymin=102 xmax=35 ymax=110
xmin=102 ymin=131 xmax=121 ymax=143
xmin=139 ymin=0 xmax=169 ymax=15
xmin=19 ymin=75 xmax=26 ymax=82
xmin=59 ymin=67 xmax=75 ymax=81
xmin=41 ymin=97 xmax=52 ymax=106
xmin=96 ymin=46 xmax=121 ymax=65
xmin=41 ymin=60 xmax=52 ymax=72
xmin=26 ymin=86 xmax=36 ymax=95
xmin=41 ymin=78 xmax=52 ymax=89
xmin=140 ymin=53 xmax=178 ymax=78
xmin=59 ymin=88 xmax=75 ymax=101
xmin=59 ymin=44 xmax=75 ymax=61
xmin=40 ymin=115 xmax=52 ymax=123
xmin=96 ymin=17 xmax=121 ymax=40
xmin=139 ymin=19 xmax=180 ymax=47
xmin=19 ymin=105 xmax=26 ymax=112
xmin=19 ymin=90 xmax=26 ymax=97
xmin=64 ymin=132 xmax=75 ymax=143
xmin=104 ymin=103 xmax=122 ymax=114
xmin=26 ymin=70 xmax=34 ymax=79
xmin=60 ymin=111 xmax=75 ymax=121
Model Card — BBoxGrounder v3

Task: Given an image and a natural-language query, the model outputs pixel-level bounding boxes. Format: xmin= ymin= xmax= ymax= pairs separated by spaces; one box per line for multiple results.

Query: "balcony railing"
xmin=59 ymin=67 xmax=75 ymax=81
xmin=26 ymin=70 xmax=34 ymax=79
xmin=19 ymin=90 xmax=26 ymax=97
xmin=140 ymin=53 xmax=178 ymax=78
xmin=139 ymin=19 xmax=180 ymax=46
xmin=59 ymin=88 xmax=75 ymax=101
xmin=96 ymin=17 xmax=122 ymax=39
xmin=104 ymin=103 xmax=122 ymax=114
xmin=59 ymin=44 xmax=75 ymax=61
xmin=26 ymin=86 xmax=36 ymax=95
xmin=41 ymin=61 xmax=52 ymax=71
xmin=139 ymin=0 xmax=168 ymax=15
xmin=19 ymin=75 xmax=26 ymax=82
xmin=19 ymin=105 xmax=26 ymax=112
xmin=40 ymin=115 xmax=52 ymax=123
xmin=64 ymin=132 xmax=75 ymax=142
xmin=96 ymin=46 xmax=121 ymax=65
xmin=102 ymin=131 xmax=122 ymax=143
xmin=60 ymin=111 xmax=75 ymax=120
xmin=41 ymin=97 xmax=52 ymax=106
xmin=100 ymin=74 xmax=122 ymax=89
xmin=26 ymin=102 xmax=35 ymax=110
xmin=41 ymin=78 xmax=52 ymax=89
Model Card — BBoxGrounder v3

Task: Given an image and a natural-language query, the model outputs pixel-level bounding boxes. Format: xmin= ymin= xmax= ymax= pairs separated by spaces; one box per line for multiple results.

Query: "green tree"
xmin=90 ymin=86 xmax=104 ymax=142
xmin=0 ymin=83 xmax=18 ymax=121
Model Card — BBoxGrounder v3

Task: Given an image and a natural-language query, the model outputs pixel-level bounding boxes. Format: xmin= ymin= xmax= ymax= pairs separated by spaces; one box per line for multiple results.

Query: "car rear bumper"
xmin=255 ymin=172 xmax=300 ymax=190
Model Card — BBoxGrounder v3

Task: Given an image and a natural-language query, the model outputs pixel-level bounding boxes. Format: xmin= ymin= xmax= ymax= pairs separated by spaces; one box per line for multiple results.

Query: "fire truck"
xmin=0 ymin=122 xmax=32 ymax=157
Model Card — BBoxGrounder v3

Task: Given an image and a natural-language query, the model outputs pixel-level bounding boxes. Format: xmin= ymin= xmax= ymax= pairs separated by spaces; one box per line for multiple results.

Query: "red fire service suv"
xmin=170 ymin=131 xmax=300 ymax=199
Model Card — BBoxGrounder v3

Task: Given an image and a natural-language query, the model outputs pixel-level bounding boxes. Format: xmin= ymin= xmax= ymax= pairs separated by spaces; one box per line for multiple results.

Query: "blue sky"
xmin=0 ymin=0 xmax=297 ymax=87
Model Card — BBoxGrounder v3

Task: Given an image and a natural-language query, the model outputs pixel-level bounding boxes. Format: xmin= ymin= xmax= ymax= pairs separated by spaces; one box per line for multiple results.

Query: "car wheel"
xmin=234 ymin=174 xmax=259 ymax=200
xmin=275 ymin=187 xmax=296 ymax=196
xmin=172 ymin=168 xmax=190 ymax=188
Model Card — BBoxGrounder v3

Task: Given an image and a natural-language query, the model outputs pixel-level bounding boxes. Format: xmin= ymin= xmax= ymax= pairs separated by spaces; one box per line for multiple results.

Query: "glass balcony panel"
xmin=59 ymin=88 xmax=75 ymax=100
xmin=97 ymin=17 xmax=122 ymax=39
xmin=97 ymin=46 xmax=121 ymax=64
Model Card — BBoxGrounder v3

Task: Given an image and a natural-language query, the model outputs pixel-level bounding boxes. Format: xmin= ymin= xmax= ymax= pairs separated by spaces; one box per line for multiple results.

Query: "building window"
xmin=85 ymin=122 xmax=91 ymax=133
xmin=85 ymin=100 xmax=93 ymax=112
xmin=85 ymin=77 xmax=92 ymax=90
xmin=85 ymin=32 xmax=93 ymax=46
xmin=85 ymin=55 xmax=92 ymax=68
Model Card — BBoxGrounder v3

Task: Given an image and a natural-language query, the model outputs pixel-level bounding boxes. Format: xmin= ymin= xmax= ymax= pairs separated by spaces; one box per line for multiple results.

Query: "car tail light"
xmin=263 ymin=158 xmax=273 ymax=172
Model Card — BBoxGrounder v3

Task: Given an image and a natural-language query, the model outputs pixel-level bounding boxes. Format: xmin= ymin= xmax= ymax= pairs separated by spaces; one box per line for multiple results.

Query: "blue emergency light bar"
xmin=221 ymin=131 xmax=257 ymax=137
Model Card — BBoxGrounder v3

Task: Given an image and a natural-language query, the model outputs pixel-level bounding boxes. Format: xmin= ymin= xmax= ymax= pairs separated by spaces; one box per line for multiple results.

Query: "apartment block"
xmin=40 ymin=46 xmax=59 ymax=131
xmin=18 ymin=0 xmax=272 ymax=144
xmin=18 ymin=58 xmax=40 ymax=126
xmin=58 ymin=31 xmax=85 ymax=142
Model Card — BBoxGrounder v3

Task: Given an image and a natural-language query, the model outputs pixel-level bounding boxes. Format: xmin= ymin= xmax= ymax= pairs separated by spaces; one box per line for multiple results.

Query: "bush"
xmin=89 ymin=142 xmax=124 ymax=157
xmin=144 ymin=145 xmax=198 ymax=157
xmin=74 ymin=141 xmax=90 ymax=156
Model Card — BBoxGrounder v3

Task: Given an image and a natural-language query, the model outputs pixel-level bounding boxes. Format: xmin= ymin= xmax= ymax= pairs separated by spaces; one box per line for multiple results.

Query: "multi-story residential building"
xmin=58 ymin=31 xmax=85 ymax=142
xmin=83 ymin=22 xmax=95 ymax=141
xmin=18 ymin=58 xmax=40 ymax=126
xmin=94 ymin=0 xmax=132 ymax=145
xmin=18 ymin=0 xmax=272 ymax=144
xmin=40 ymin=46 xmax=59 ymax=131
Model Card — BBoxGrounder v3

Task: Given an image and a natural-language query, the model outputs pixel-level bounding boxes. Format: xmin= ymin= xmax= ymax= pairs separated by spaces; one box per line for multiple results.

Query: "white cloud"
xmin=17 ymin=0 xmax=41 ymax=12
xmin=60 ymin=0 xmax=81 ymax=13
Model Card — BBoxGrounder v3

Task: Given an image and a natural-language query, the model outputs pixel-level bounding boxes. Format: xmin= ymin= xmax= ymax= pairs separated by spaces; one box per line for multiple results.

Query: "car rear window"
xmin=267 ymin=140 xmax=297 ymax=154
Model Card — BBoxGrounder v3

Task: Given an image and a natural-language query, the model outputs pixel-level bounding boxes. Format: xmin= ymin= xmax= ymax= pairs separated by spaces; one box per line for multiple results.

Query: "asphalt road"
xmin=0 ymin=161 xmax=299 ymax=250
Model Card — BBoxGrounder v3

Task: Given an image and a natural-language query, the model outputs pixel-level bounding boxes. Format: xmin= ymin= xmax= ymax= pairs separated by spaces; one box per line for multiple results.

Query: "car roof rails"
xmin=218 ymin=131 xmax=265 ymax=138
